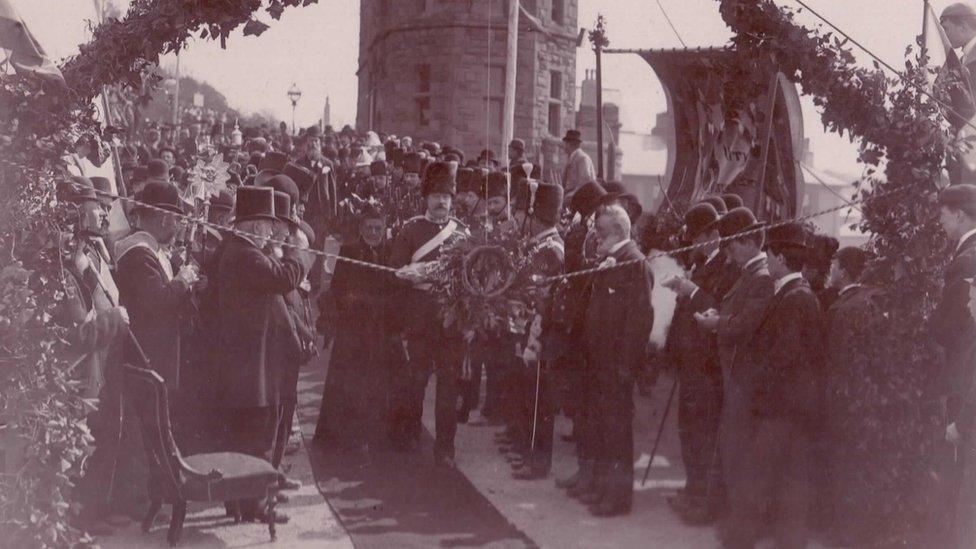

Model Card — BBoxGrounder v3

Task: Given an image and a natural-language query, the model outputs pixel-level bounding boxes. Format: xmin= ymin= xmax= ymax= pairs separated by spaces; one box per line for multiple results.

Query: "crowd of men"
xmin=57 ymin=113 xmax=976 ymax=548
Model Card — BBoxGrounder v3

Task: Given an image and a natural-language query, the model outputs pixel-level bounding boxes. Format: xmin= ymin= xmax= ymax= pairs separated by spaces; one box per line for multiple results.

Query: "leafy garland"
xmin=0 ymin=2 xmax=318 ymax=547
xmin=718 ymin=1 xmax=949 ymax=544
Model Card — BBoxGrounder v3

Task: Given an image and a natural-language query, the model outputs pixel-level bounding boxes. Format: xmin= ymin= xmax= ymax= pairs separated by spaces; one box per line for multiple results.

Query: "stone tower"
xmin=357 ymin=0 xmax=579 ymax=171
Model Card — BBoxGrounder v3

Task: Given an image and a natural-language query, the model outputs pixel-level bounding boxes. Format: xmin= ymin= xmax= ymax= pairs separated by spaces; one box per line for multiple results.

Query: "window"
xmin=551 ymin=0 xmax=564 ymax=24
xmin=548 ymin=103 xmax=561 ymax=136
xmin=418 ymin=64 xmax=431 ymax=93
xmin=549 ymin=71 xmax=562 ymax=100
xmin=416 ymin=97 xmax=430 ymax=126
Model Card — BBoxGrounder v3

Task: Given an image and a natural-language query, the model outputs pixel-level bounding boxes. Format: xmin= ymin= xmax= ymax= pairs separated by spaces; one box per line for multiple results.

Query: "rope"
xmin=655 ymin=0 xmax=687 ymax=48
xmin=538 ymin=181 xmax=915 ymax=283
xmin=95 ymin=189 xmax=401 ymax=274
xmin=789 ymin=0 xmax=976 ymax=137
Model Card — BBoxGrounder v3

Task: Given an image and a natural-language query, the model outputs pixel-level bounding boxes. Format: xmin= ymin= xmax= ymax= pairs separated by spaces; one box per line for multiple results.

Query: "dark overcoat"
xmin=213 ymin=234 xmax=310 ymax=408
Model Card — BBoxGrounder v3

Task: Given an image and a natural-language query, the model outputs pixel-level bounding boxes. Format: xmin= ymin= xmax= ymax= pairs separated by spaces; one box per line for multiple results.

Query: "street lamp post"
xmin=287 ymin=83 xmax=302 ymax=136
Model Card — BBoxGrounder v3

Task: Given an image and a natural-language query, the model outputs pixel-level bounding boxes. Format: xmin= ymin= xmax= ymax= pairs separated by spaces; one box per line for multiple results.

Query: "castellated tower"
xmin=357 ymin=0 xmax=579 ymax=169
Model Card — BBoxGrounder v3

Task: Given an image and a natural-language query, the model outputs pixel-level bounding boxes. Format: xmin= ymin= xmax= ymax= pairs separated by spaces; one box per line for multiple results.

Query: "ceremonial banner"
xmin=0 ymin=0 xmax=64 ymax=85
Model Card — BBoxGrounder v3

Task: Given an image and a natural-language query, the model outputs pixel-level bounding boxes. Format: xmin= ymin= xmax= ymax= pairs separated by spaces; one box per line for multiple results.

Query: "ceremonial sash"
xmin=115 ymin=232 xmax=173 ymax=281
xmin=411 ymin=219 xmax=457 ymax=264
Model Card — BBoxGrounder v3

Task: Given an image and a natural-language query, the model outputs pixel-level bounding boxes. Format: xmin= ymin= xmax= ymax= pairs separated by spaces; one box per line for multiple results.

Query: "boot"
xmin=556 ymin=459 xmax=593 ymax=489
xmin=590 ymin=461 xmax=633 ymax=517
xmin=565 ymin=460 xmax=597 ymax=498
xmin=574 ymin=461 xmax=609 ymax=503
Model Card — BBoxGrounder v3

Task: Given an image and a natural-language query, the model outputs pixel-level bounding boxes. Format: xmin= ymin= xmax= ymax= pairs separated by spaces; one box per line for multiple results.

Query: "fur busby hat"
xmin=486 ymin=171 xmax=509 ymax=199
xmin=569 ymin=180 xmax=607 ymax=218
xmin=370 ymin=160 xmax=387 ymax=176
xmin=470 ymin=168 xmax=490 ymax=198
xmin=402 ymin=151 xmax=423 ymax=175
xmin=234 ymin=186 xmax=277 ymax=223
xmin=283 ymin=163 xmax=315 ymax=196
xmin=514 ymin=180 xmax=564 ymax=226
xmin=764 ymin=222 xmax=808 ymax=250
xmin=456 ymin=167 xmax=475 ymax=194
xmin=684 ymin=202 xmax=721 ymax=240
xmin=421 ymin=161 xmax=456 ymax=196
xmin=510 ymin=162 xmax=541 ymax=182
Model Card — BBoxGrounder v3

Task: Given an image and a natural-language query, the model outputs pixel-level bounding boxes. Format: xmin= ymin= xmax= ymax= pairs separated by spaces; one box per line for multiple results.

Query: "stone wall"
xmin=358 ymin=0 xmax=579 ymax=167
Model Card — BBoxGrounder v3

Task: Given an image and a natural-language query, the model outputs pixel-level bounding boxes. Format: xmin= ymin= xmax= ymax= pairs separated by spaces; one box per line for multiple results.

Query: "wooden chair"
xmin=120 ymin=364 xmax=282 ymax=545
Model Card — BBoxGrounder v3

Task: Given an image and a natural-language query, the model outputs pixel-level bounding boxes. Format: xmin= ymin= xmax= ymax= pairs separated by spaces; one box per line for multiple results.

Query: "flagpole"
xmin=502 ymin=0 xmax=519 ymax=218
xmin=921 ymin=0 xmax=930 ymax=60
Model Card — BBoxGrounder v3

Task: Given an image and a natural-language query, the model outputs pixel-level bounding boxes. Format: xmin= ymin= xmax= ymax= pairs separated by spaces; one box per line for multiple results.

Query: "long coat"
xmin=316 ymin=238 xmax=402 ymax=441
xmin=213 ymin=234 xmax=311 ymax=408
xmin=114 ymin=232 xmax=192 ymax=391
xmin=931 ymin=232 xmax=976 ymax=426
xmin=583 ymin=240 xmax=653 ymax=379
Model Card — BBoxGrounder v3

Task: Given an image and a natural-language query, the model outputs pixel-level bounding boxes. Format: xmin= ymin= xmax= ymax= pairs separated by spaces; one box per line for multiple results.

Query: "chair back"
xmin=120 ymin=364 xmax=184 ymax=499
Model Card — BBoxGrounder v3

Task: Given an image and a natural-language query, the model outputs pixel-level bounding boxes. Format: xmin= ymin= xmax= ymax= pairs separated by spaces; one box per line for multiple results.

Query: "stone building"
xmin=357 ymin=0 xmax=580 ymax=170
xmin=575 ymin=69 xmax=622 ymax=181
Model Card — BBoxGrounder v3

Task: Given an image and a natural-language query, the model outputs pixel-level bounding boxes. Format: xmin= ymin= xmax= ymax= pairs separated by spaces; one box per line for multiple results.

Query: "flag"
xmin=923 ymin=2 xmax=958 ymax=86
xmin=0 ymin=0 xmax=64 ymax=85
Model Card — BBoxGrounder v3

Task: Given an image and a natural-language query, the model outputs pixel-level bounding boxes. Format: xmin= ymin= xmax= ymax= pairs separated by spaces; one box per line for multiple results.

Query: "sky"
xmin=14 ymin=0 xmax=947 ymax=175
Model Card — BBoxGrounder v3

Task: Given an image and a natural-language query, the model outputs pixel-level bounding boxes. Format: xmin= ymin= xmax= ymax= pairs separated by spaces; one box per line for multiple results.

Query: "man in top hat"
xmin=212 ymin=185 xmax=312 ymax=522
xmin=723 ymin=222 xmax=825 ymax=549
xmin=508 ymin=138 xmax=527 ymax=169
xmin=661 ymin=202 xmax=736 ymax=522
xmin=506 ymin=180 xmax=566 ymax=480
xmin=388 ymin=160 xmax=468 ymax=466
xmin=561 ymin=129 xmax=596 ymax=200
xmin=115 ymin=182 xmax=198 ymax=393
xmin=578 ymin=203 xmax=653 ymax=516
xmin=694 ymin=207 xmax=775 ymax=545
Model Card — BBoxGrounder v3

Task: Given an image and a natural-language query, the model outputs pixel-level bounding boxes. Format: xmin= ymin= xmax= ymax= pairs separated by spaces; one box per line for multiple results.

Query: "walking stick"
xmin=529 ymin=358 xmax=542 ymax=452
xmin=641 ymin=376 xmax=679 ymax=487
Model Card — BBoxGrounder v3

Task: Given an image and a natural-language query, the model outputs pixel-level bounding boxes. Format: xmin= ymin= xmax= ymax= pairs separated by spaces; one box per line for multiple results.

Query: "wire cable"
xmin=655 ymin=0 xmax=687 ymax=48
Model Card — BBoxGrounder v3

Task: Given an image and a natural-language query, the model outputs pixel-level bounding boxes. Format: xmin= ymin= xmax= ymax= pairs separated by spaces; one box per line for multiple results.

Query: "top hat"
xmin=273 ymin=191 xmax=298 ymax=227
xmin=135 ymin=182 xmax=184 ymax=215
xmin=514 ymin=181 xmax=564 ymax=226
xmin=283 ymin=163 xmax=314 ymax=195
xmin=422 ymin=161 xmax=456 ymax=196
xmin=234 ymin=186 xmax=277 ymax=223
xmin=764 ymin=222 xmax=809 ymax=250
xmin=713 ymin=207 xmax=765 ymax=238
xmin=562 ymin=129 xmax=582 ymax=143
xmin=570 ymin=180 xmax=607 ymax=218
xmin=470 ymin=168 xmax=490 ymax=199
xmin=684 ymin=203 xmax=720 ymax=240
xmin=721 ymin=193 xmax=744 ymax=211
xmin=262 ymin=174 xmax=300 ymax=205
xmin=258 ymin=151 xmax=289 ymax=172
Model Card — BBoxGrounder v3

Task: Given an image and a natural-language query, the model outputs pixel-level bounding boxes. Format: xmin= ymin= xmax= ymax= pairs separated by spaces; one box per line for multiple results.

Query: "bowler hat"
xmin=714 ymin=207 xmax=765 ymax=238
xmin=515 ymin=181 xmax=564 ymax=226
xmin=570 ymin=180 xmax=607 ymax=218
xmin=60 ymin=176 xmax=99 ymax=204
xmin=764 ymin=222 xmax=808 ymax=250
xmin=486 ymin=171 xmax=509 ymax=199
xmin=262 ymin=174 xmax=300 ymax=205
xmin=700 ymin=196 xmax=728 ymax=216
xmin=273 ymin=191 xmax=298 ymax=227
xmin=422 ymin=161 xmax=456 ymax=196
xmin=135 ymin=182 xmax=184 ymax=216
xmin=89 ymin=176 xmax=114 ymax=206
xmin=509 ymin=138 xmax=526 ymax=152
xmin=562 ymin=129 xmax=582 ymax=143
xmin=283 ymin=163 xmax=315 ymax=195
xmin=684 ymin=203 xmax=720 ymax=239
xmin=234 ymin=186 xmax=277 ymax=223
xmin=721 ymin=193 xmax=744 ymax=211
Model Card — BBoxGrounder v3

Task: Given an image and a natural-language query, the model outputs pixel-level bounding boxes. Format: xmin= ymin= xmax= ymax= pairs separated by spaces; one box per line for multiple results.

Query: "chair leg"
xmin=141 ymin=498 xmax=162 ymax=533
xmin=166 ymin=500 xmax=187 ymax=546
xmin=267 ymin=491 xmax=278 ymax=542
